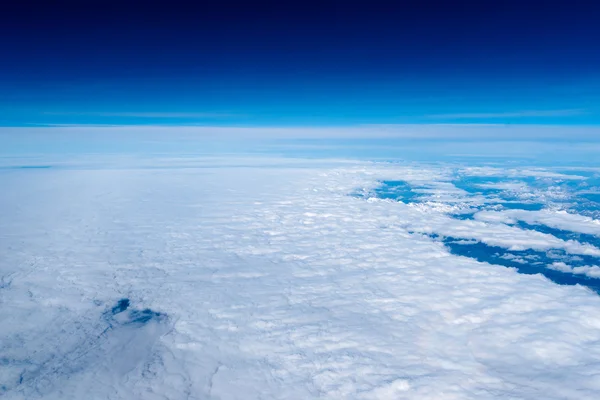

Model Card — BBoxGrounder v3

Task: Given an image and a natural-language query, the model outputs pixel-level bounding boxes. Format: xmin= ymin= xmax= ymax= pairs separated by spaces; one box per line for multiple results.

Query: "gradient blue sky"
xmin=1 ymin=1 xmax=599 ymax=127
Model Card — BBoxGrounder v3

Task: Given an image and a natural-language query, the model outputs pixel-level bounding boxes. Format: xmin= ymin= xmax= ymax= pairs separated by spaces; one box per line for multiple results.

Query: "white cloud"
xmin=549 ymin=262 xmax=600 ymax=278
xmin=426 ymin=109 xmax=588 ymax=119
xmin=2 ymin=158 xmax=600 ymax=399
xmin=407 ymin=205 xmax=600 ymax=255
xmin=499 ymin=253 xmax=528 ymax=264
xmin=461 ymin=166 xmax=588 ymax=180
xmin=475 ymin=209 xmax=600 ymax=236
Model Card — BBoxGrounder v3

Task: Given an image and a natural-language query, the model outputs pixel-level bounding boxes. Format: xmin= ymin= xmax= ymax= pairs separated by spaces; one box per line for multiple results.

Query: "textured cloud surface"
xmin=474 ymin=209 xmax=600 ymax=236
xmin=2 ymin=158 xmax=600 ymax=399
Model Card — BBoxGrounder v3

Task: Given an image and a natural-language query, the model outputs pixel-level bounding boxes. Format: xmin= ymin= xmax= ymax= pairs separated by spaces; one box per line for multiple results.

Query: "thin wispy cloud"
xmin=4 ymin=124 xmax=600 ymax=141
xmin=43 ymin=111 xmax=242 ymax=118
xmin=426 ymin=109 xmax=588 ymax=119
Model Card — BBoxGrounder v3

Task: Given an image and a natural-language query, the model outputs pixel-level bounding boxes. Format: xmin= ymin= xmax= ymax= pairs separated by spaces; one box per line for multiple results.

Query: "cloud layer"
xmin=2 ymin=157 xmax=600 ymax=399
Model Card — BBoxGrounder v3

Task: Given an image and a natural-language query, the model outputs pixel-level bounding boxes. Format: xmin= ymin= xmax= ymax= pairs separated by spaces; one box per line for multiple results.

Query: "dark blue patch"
xmin=451 ymin=212 xmax=476 ymax=221
xmin=127 ymin=309 xmax=164 ymax=325
xmin=111 ymin=298 xmax=130 ymax=315
xmin=501 ymin=202 xmax=545 ymax=211
xmin=107 ymin=299 xmax=166 ymax=326
xmin=443 ymin=237 xmax=600 ymax=293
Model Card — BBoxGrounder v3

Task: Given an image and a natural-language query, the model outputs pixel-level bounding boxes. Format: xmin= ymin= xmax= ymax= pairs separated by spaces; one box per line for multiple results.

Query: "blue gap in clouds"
xmin=500 ymin=202 xmax=545 ymax=211
xmin=580 ymin=193 xmax=600 ymax=204
xmin=375 ymin=180 xmax=421 ymax=202
xmin=106 ymin=298 xmax=166 ymax=327
xmin=353 ymin=180 xmax=423 ymax=203
xmin=452 ymin=176 xmax=506 ymax=194
xmin=442 ymin=236 xmax=600 ymax=293
xmin=450 ymin=212 xmax=477 ymax=220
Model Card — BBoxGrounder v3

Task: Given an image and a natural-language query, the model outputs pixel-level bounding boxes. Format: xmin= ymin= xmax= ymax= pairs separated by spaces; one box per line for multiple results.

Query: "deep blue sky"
xmin=1 ymin=1 xmax=599 ymax=126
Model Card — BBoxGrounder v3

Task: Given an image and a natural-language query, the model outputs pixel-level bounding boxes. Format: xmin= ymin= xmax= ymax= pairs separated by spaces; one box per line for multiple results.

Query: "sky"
xmin=1 ymin=1 xmax=600 ymax=127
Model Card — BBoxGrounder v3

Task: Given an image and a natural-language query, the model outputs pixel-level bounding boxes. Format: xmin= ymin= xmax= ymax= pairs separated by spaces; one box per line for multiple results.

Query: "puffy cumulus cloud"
xmin=405 ymin=206 xmax=600 ymax=255
xmin=2 ymin=158 xmax=600 ymax=399
xmin=549 ymin=262 xmax=600 ymax=278
xmin=475 ymin=209 xmax=600 ymax=236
